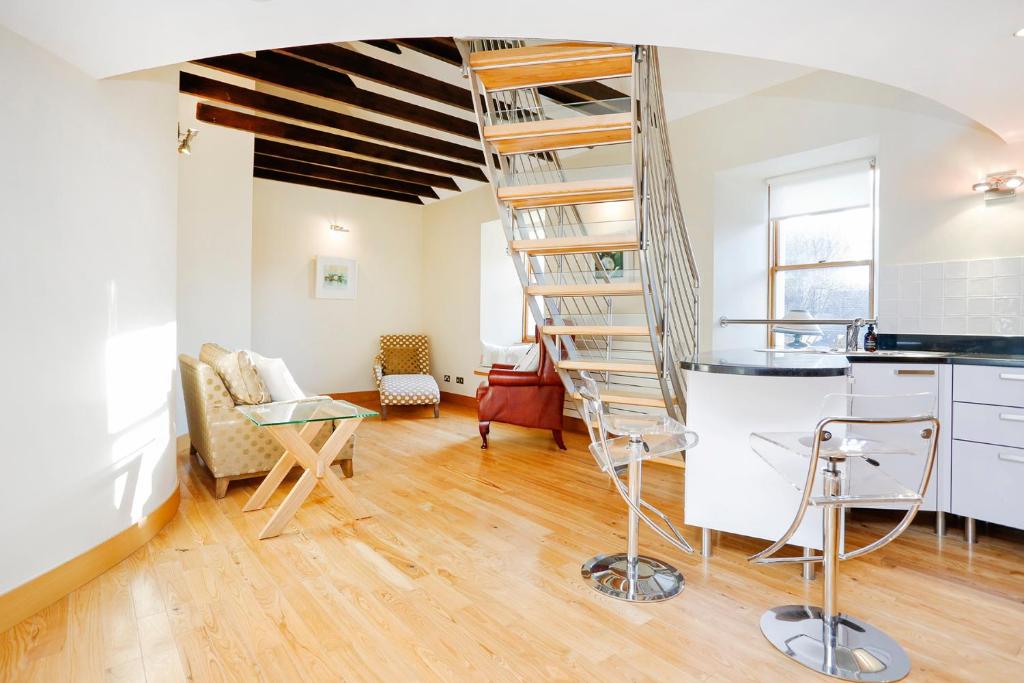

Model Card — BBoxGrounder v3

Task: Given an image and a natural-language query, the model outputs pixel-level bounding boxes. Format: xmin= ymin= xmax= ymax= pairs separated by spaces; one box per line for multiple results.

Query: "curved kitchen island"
xmin=681 ymin=350 xmax=851 ymax=552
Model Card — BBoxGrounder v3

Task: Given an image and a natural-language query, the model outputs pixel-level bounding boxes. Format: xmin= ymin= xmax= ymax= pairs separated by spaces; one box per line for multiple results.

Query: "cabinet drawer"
xmin=953 ymin=401 xmax=1024 ymax=448
xmin=953 ymin=364 xmax=1024 ymax=408
xmin=851 ymin=363 xmax=939 ymax=397
xmin=951 ymin=440 xmax=1024 ymax=529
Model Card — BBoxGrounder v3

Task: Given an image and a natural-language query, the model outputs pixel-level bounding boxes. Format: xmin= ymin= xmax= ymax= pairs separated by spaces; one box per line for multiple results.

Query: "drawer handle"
xmin=998 ymin=413 xmax=1024 ymax=423
xmin=998 ymin=453 xmax=1024 ymax=464
xmin=894 ymin=369 xmax=935 ymax=376
xmin=999 ymin=372 xmax=1024 ymax=381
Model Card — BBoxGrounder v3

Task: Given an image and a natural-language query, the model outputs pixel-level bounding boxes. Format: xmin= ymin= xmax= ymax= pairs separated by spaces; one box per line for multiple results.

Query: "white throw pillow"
xmin=480 ymin=340 xmax=532 ymax=367
xmin=513 ymin=343 xmax=540 ymax=372
xmin=251 ymin=353 xmax=307 ymax=402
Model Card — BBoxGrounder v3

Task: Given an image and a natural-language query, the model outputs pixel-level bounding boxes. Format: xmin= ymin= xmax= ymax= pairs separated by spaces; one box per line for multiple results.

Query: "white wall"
xmin=479 ymin=218 xmax=523 ymax=347
xmin=662 ymin=70 xmax=1024 ymax=348
xmin=251 ymin=179 xmax=425 ymax=395
xmin=421 ymin=187 xmax=497 ymax=397
xmin=0 ymin=27 xmax=178 ymax=593
xmin=175 ymin=65 xmax=254 ymax=434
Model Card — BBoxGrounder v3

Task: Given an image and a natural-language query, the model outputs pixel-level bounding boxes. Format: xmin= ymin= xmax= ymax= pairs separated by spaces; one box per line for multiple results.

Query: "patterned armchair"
xmin=179 ymin=353 xmax=354 ymax=498
xmin=372 ymin=334 xmax=441 ymax=419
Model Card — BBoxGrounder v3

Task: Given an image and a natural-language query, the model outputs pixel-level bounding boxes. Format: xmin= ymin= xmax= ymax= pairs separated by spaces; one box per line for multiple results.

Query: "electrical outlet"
xmin=455 ymin=376 xmax=464 ymax=384
xmin=443 ymin=374 xmax=451 ymax=382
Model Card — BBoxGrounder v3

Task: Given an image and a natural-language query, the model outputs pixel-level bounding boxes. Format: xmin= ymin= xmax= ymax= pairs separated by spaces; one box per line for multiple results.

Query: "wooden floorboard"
xmin=2 ymin=404 xmax=1022 ymax=681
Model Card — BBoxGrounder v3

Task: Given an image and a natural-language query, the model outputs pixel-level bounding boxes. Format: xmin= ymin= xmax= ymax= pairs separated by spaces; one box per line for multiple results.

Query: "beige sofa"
xmin=179 ymin=353 xmax=354 ymax=498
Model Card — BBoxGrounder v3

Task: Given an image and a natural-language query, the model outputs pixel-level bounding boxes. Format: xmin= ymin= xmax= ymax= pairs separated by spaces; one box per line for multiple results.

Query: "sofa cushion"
xmin=251 ymin=353 xmax=306 ymax=402
xmin=199 ymin=343 xmax=270 ymax=405
xmin=379 ymin=374 xmax=440 ymax=406
xmin=383 ymin=346 xmax=420 ymax=375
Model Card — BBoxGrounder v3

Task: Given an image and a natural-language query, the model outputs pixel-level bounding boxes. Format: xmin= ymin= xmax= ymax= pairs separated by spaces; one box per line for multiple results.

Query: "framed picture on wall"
xmin=315 ymin=256 xmax=358 ymax=299
xmin=594 ymin=251 xmax=625 ymax=278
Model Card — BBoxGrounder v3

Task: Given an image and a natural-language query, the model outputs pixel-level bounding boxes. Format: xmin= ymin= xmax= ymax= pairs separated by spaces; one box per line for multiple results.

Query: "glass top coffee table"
xmin=237 ymin=397 xmax=378 ymax=539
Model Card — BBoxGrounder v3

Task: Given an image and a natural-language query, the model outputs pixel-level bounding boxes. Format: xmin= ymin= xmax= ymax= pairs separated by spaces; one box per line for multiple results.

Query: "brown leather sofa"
xmin=476 ymin=330 xmax=566 ymax=450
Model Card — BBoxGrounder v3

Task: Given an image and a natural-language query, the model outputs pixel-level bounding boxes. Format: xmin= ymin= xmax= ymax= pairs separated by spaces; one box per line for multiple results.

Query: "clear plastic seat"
xmin=589 ymin=428 xmax=698 ymax=473
xmin=748 ymin=393 xmax=940 ymax=682
xmin=576 ymin=376 xmax=698 ymax=602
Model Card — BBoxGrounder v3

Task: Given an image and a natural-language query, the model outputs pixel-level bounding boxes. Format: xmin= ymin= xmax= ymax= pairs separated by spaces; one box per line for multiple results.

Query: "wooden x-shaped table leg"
xmin=242 ymin=417 xmax=361 ymax=539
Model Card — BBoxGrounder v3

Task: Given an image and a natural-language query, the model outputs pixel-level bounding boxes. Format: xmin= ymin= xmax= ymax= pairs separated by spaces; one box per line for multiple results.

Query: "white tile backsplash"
xmin=968 ymin=259 xmax=995 ymax=278
xmin=880 ymin=256 xmax=1024 ymax=336
xmin=994 ymin=276 xmax=1021 ymax=296
xmin=968 ymin=278 xmax=994 ymax=297
xmin=944 ymin=298 xmax=967 ymax=316
xmin=943 ymin=261 xmax=969 ymax=279
xmin=943 ymin=279 xmax=967 ymax=298
xmin=899 ymin=264 xmax=922 ymax=282
xmin=994 ymin=257 xmax=1023 ymax=277
xmin=922 ymin=262 xmax=944 ymax=281
xmin=968 ymin=297 xmax=993 ymax=315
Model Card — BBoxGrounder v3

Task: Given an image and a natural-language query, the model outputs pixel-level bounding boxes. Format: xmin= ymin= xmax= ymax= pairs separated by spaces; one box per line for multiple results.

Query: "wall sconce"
xmin=177 ymin=124 xmax=198 ymax=156
xmin=329 ymin=223 xmax=349 ymax=232
xmin=972 ymin=170 xmax=1023 ymax=202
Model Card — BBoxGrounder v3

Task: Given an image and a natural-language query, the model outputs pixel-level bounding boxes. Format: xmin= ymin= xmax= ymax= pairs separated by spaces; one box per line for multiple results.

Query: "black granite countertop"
xmin=679 ymin=349 xmax=850 ymax=377
xmin=680 ymin=335 xmax=1024 ymax=376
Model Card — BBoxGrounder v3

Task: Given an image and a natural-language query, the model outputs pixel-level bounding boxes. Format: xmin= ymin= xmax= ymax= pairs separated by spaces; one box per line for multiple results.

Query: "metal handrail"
xmin=720 ymin=317 xmax=878 ymax=327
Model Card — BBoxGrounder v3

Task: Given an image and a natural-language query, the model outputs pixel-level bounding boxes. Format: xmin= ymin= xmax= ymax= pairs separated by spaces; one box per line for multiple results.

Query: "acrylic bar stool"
xmin=577 ymin=377 xmax=698 ymax=602
xmin=748 ymin=393 xmax=939 ymax=682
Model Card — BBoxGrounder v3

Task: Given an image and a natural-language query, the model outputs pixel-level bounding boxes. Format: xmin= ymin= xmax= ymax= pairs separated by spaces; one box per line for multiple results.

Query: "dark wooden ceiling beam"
xmin=196 ymin=103 xmax=486 ymax=181
xmin=393 ymin=38 xmax=462 ymax=66
xmin=279 ymin=44 xmax=474 ymax=112
xmin=254 ymin=153 xmax=438 ymax=198
xmin=180 ymin=72 xmax=484 ymax=165
xmin=193 ymin=52 xmax=479 ymax=139
xmin=254 ymin=167 xmax=423 ymax=204
xmin=362 ymin=39 xmax=402 ymax=54
xmin=255 ymin=139 xmax=459 ymax=190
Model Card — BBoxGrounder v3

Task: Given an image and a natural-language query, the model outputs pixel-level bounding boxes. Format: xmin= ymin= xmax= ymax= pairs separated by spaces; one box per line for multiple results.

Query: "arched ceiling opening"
xmin=3 ymin=1 xmax=1022 ymax=141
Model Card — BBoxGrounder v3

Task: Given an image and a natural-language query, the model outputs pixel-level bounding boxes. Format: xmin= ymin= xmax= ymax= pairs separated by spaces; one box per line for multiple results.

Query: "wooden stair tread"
xmin=509 ymin=233 xmax=638 ymax=255
xmin=542 ymin=324 xmax=649 ymax=336
xmin=498 ymin=177 xmax=633 ymax=209
xmin=557 ymin=359 xmax=658 ymax=374
xmin=484 ymin=113 xmax=632 ymax=154
xmin=470 ymin=42 xmax=632 ymax=69
xmin=470 ymin=42 xmax=633 ymax=92
xmin=526 ymin=282 xmax=642 ymax=297
xmin=572 ymin=389 xmax=667 ymax=408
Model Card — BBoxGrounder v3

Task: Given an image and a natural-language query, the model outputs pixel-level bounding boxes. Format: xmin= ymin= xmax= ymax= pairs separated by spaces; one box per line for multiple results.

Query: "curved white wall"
xmin=0 ymin=27 xmax=178 ymax=594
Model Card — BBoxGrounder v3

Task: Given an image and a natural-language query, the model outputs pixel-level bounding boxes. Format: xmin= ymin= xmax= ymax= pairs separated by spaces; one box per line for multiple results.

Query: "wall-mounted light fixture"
xmin=177 ymin=124 xmax=198 ymax=156
xmin=972 ymin=170 xmax=1023 ymax=202
xmin=329 ymin=223 xmax=349 ymax=232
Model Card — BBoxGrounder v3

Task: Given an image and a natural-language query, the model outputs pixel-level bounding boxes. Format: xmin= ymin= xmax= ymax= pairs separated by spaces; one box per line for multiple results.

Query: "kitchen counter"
xmin=680 ymin=334 xmax=1024 ymax=376
xmin=679 ymin=349 xmax=849 ymax=377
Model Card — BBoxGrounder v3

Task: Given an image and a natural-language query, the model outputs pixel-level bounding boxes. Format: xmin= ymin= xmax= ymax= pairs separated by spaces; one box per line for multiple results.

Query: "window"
xmin=768 ymin=159 xmax=876 ymax=349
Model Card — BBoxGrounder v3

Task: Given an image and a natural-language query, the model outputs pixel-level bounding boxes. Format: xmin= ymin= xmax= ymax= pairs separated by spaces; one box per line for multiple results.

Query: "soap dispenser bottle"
xmin=864 ymin=324 xmax=878 ymax=352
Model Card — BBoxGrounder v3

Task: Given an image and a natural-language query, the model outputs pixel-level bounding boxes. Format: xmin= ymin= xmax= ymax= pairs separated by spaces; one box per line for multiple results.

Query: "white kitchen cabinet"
xmin=849 ymin=363 xmax=949 ymax=511
xmin=951 ymin=363 xmax=1024 ymax=532
xmin=953 ymin=402 xmax=1024 ymax=449
xmin=953 ymin=364 xmax=1024 ymax=407
xmin=951 ymin=440 xmax=1024 ymax=530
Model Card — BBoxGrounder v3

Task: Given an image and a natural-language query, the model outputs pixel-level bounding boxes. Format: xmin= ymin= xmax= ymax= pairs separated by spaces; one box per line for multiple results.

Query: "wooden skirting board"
xmin=0 ymin=485 xmax=180 ymax=634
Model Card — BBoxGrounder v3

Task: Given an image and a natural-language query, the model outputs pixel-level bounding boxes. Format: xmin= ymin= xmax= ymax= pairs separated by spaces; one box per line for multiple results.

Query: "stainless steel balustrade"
xmin=457 ymin=39 xmax=701 ymax=421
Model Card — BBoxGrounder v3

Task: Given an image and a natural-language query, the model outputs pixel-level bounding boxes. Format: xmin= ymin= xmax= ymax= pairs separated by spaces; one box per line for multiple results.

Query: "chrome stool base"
xmin=761 ymin=605 xmax=910 ymax=682
xmin=581 ymin=553 xmax=684 ymax=602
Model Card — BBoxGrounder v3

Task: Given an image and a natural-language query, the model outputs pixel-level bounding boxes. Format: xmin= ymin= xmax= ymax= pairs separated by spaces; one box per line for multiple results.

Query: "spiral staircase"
xmin=457 ymin=39 xmax=700 ymax=435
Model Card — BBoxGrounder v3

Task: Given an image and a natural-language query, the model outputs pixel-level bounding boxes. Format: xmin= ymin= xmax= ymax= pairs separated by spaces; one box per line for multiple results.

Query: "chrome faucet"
xmin=845 ymin=318 xmax=867 ymax=352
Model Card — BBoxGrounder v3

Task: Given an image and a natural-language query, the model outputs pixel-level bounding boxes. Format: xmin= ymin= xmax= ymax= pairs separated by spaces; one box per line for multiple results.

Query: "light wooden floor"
xmin=3 ymin=404 xmax=1023 ymax=682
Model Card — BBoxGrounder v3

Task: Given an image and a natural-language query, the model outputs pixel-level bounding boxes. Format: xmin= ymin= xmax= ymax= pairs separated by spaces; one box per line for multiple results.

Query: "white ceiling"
xmin=4 ymin=1 xmax=1021 ymax=141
